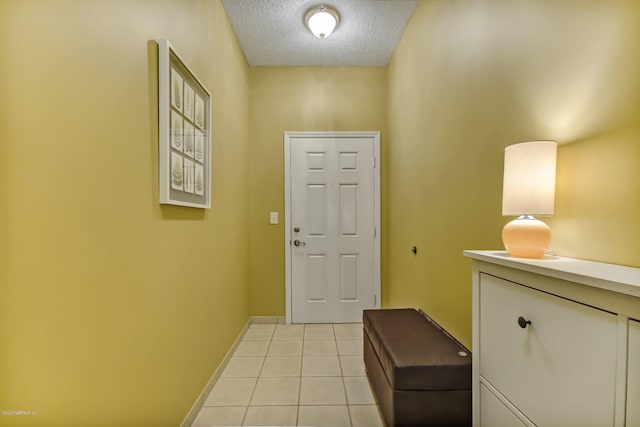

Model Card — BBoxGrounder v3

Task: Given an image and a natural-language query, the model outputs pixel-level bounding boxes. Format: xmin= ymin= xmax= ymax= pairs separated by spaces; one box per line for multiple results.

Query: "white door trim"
xmin=284 ymin=131 xmax=381 ymax=323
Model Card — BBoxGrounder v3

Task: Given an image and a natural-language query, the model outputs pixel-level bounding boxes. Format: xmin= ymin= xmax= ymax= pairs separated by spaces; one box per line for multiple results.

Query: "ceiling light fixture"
xmin=305 ymin=5 xmax=340 ymax=39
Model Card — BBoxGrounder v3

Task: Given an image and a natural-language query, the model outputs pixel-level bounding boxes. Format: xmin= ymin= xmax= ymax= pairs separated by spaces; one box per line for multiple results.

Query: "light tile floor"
xmin=190 ymin=323 xmax=385 ymax=427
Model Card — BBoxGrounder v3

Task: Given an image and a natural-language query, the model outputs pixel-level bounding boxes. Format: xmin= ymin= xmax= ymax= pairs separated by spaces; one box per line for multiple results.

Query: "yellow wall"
xmin=552 ymin=126 xmax=640 ymax=266
xmin=387 ymin=0 xmax=640 ymax=348
xmin=0 ymin=1 xmax=250 ymax=426
xmin=248 ymin=67 xmax=388 ymax=315
xmin=2 ymin=0 xmax=639 ymax=423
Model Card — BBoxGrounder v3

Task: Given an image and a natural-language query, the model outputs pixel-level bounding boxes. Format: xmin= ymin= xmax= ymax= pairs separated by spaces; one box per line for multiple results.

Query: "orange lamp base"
xmin=502 ymin=216 xmax=551 ymax=259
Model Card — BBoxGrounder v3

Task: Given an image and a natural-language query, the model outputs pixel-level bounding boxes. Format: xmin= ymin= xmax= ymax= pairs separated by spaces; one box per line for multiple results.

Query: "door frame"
xmin=284 ymin=131 xmax=381 ymax=323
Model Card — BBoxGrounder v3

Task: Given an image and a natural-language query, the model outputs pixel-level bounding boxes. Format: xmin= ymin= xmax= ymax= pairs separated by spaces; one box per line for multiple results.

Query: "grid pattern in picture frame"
xmin=158 ymin=39 xmax=211 ymax=208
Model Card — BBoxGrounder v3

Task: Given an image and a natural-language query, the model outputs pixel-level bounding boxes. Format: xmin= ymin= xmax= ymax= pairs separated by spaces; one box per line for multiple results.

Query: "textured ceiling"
xmin=221 ymin=0 xmax=418 ymax=66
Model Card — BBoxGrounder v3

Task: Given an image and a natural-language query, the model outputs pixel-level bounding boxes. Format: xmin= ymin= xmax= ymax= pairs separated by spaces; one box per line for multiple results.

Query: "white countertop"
xmin=464 ymin=250 xmax=640 ymax=298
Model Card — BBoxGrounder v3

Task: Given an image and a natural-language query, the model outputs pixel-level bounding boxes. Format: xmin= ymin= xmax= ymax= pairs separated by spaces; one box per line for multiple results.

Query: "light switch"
xmin=269 ymin=212 xmax=278 ymax=224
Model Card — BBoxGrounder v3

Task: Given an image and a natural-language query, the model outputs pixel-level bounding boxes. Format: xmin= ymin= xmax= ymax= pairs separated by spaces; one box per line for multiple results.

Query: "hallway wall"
xmin=387 ymin=0 xmax=640 ymax=348
xmin=248 ymin=67 xmax=388 ymax=316
xmin=0 ymin=1 xmax=251 ymax=425
xmin=2 ymin=0 xmax=638 ymax=423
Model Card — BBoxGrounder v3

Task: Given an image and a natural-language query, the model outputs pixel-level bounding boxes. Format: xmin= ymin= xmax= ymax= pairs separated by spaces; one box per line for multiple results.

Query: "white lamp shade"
xmin=305 ymin=6 xmax=339 ymax=39
xmin=502 ymin=140 xmax=557 ymax=216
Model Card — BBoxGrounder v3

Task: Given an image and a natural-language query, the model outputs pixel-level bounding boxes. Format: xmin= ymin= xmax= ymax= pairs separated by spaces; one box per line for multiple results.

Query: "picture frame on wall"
xmin=158 ymin=38 xmax=211 ymax=208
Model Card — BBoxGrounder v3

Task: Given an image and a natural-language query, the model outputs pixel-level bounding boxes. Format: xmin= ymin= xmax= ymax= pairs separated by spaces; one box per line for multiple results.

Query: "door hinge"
xmin=374 ymin=227 xmax=377 ymax=238
xmin=373 ymin=156 xmax=376 ymax=168
xmin=374 ymin=294 xmax=377 ymax=307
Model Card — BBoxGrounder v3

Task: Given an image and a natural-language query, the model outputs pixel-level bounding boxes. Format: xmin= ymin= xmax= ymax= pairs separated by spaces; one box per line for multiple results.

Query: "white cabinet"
xmin=465 ymin=250 xmax=640 ymax=427
xmin=480 ymin=383 xmax=526 ymax=427
xmin=480 ymin=274 xmax=617 ymax=426
xmin=629 ymin=319 xmax=640 ymax=427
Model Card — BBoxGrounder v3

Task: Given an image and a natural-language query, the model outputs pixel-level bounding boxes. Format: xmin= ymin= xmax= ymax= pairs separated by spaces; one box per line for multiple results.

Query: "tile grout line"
xmin=249 ymin=325 xmax=279 ymax=424
xmin=238 ymin=323 xmax=275 ymax=426
xmin=335 ymin=324 xmax=355 ymax=427
xmin=296 ymin=324 xmax=306 ymax=426
xmin=195 ymin=323 xmax=379 ymax=427
xmin=242 ymin=335 xmax=269 ymax=426
xmin=239 ymin=334 xmax=258 ymax=426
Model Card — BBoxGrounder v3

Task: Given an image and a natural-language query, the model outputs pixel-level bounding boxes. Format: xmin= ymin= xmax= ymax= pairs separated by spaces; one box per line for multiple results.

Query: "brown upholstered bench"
xmin=363 ymin=308 xmax=471 ymax=427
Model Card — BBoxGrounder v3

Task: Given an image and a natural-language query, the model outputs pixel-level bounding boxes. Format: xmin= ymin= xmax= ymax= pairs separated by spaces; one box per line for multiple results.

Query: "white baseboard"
xmin=179 ymin=316 xmax=284 ymax=427
xmin=250 ymin=316 xmax=286 ymax=325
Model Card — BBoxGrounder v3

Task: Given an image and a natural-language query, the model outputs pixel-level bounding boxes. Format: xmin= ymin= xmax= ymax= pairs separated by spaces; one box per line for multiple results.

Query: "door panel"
xmin=339 ymin=254 xmax=358 ymax=301
xmin=307 ymin=185 xmax=327 ymax=236
xmin=339 ymin=185 xmax=358 ymax=235
xmin=306 ymin=255 xmax=327 ymax=302
xmin=289 ymin=135 xmax=377 ymax=323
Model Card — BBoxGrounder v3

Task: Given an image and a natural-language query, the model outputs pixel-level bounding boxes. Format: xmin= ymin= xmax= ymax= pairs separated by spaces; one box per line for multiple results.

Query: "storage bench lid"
xmin=363 ymin=308 xmax=471 ymax=391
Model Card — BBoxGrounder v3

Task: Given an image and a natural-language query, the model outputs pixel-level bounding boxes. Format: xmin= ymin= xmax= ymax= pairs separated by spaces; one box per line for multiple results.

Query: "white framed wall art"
xmin=157 ymin=39 xmax=211 ymax=208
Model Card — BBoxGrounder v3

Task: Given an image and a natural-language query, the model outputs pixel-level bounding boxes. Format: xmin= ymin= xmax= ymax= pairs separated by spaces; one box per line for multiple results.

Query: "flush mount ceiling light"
xmin=305 ymin=5 xmax=340 ymax=39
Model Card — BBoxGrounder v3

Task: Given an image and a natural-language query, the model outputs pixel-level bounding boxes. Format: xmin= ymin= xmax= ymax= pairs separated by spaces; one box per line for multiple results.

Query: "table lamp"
xmin=502 ymin=140 xmax=557 ymax=258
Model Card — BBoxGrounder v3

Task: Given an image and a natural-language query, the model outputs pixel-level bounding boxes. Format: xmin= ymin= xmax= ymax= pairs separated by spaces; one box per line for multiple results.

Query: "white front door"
xmin=285 ymin=132 xmax=380 ymax=323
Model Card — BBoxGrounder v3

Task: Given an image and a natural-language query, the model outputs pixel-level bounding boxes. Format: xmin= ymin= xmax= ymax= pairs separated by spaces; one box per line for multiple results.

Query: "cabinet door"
xmin=629 ymin=319 xmax=640 ymax=427
xmin=479 ymin=273 xmax=618 ymax=426
xmin=480 ymin=383 xmax=528 ymax=427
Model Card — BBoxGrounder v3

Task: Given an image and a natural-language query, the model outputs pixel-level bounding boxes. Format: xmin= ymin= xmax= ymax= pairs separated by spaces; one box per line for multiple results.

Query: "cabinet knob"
xmin=517 ymin=316 xmax=532 ymax=329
